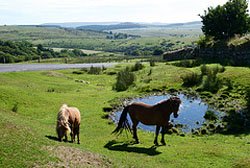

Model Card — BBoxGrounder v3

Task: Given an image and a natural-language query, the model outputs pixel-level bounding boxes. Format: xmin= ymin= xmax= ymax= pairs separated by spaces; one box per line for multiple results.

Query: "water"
xmin=111 ymin=93 xmax=222 ymax=133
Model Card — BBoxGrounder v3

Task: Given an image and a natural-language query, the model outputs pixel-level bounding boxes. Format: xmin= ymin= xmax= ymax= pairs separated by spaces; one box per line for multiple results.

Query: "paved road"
xmin=0 ymin=63 xmax=117 ymax=72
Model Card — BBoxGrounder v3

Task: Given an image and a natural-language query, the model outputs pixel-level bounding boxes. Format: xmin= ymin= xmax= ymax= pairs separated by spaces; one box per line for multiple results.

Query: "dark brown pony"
xmin=56 ymin=104 xmax=81 ymax=144
xmin=112 ymin=97 xmax=181 ymax=145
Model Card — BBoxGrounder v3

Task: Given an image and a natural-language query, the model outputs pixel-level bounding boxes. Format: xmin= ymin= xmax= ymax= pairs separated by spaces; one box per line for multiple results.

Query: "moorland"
xmin=0 ymin=22 xmax=249 ymax=168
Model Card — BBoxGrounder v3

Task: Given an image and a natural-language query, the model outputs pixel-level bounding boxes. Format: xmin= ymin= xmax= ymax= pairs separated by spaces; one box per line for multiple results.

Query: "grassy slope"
xmin=0 ymin=63 xmax=249 ymax=168
xmin=0 ymin=26 xmax=200 ymax=51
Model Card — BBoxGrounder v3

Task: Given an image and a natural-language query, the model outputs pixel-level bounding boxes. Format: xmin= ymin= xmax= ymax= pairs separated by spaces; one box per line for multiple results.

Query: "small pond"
xmin=111 ymin=93 xmax=223 ymax=133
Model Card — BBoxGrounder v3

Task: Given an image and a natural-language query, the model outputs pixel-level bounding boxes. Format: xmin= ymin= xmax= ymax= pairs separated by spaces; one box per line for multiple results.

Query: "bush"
xmin=131 ymin=62 xmax=144 ymax=72
xmin=113 ymin=67 xmax=136 ymax=91
xmin=201 ymin=64 xmax=225 ymax=76
xmin=181 ymin=72 xmax=201 ymax=87
xmin=149 ymin=60 xmax=156 ymax=67
xmin=88 ymin=66 xmax=102 ymax=75
xmin=200 ymin=65 xmax=224 ymax=93
xmin=204 ymin=110 xmax=218 ymax=120
xmin=173 ymin=59 xmax=201 ymax=68
xmin=12 ymin=103 xmax=19 ymax=113
xmin=246 ymin=88 xmax=250 ymax=112
xmin=200 ymin=64 xmax=209 ymax=76
xmin=201 ymin=75 xmax=221 ymax=93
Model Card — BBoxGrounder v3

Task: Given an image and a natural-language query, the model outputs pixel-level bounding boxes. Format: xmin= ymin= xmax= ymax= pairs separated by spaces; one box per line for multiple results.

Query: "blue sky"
xmin=0 ymin=0 xmax=237 ymax=25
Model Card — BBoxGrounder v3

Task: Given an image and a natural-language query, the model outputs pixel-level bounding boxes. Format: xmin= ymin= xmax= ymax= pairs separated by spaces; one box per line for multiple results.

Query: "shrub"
xmin=149 ymin=60 xmax=156 ymax=67
xmin=201 ymin=75 xmax=221 ymax=93
xmin=204 ymin=110 xmax=218 ymax=120
xmin=113 ymin=67 xmax=136 ymax=91
xmin=131 ymin=62 xmax=144 ymax=72
xmin=201 ymin=64 xmax=225 ymax=76
xmin=200 ymin=65 xmax=223 ymax=93
xmin=200 ymin=64 xmax=209 ymax=76
xmin=12 ymin=103 xmax=19 ymax=113
xmin=181 ymin=72 xmax=201 ymax=87
xmin=173 ymin=59 xmax=201 ymax=68
xmin=88 ymin=66 xmax=102 ymax=75
xmin=246 ymin=88 xmax=250 ymax=113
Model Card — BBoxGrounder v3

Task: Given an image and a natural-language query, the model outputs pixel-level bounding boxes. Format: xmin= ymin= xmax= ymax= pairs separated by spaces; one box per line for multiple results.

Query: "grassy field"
xmin=0 ymin=25 xmax=200 ymax=53
xmin=0 ymin=62 xmax=249 ymax=168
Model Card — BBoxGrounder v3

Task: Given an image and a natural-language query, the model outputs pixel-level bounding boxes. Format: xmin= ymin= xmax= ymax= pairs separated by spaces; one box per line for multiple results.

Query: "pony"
xmin=56 ymin=104 xmax=81 ymax=144
xmin=112 ymin=97 xmax=181 ymax=145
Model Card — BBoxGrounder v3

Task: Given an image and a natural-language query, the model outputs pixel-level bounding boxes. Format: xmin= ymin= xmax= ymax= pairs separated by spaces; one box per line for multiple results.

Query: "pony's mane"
xmin=155 ymin=99 xmax=169 ymax=106
xmin=57 ymin=104 xmax=70 ymax=123
xmin=155 ymin=97 xmax=181 ymax=107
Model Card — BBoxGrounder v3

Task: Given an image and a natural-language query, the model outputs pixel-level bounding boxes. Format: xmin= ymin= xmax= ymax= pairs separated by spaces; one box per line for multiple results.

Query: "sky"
xmin=0 ymin=0 xmax=239 ymax=25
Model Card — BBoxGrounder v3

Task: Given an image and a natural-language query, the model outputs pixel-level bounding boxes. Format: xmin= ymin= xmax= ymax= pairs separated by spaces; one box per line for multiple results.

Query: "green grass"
xmin=0 ymin=63 xmax=249 ymax=167
xmin=0 ymin=25 xmax=200 ymax=53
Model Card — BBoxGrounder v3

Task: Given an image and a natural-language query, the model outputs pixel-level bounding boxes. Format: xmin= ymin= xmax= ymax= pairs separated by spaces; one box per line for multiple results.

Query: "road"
xmin=0 ymin=63 xmax=117 ymax=72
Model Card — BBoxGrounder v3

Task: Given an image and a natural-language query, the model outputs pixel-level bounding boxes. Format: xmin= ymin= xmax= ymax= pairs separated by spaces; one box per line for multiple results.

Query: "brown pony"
xmin=112 ymin=97 xmax=181 ymax=145
xmin=56 ymin=104 xmax=81 ymax=144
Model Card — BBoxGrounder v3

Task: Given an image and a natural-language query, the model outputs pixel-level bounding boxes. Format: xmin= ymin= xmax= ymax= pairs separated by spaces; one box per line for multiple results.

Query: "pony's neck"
xmin=154 ymin=100 xmax=171 ymax=112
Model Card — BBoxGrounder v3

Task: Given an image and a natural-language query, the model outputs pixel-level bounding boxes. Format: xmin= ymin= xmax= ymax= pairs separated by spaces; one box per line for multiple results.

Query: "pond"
xmin=111 ymin=93 xmax=223 ymax=133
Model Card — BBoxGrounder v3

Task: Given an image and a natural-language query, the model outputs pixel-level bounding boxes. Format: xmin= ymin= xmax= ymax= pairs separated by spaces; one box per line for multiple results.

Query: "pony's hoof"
xmin=154 ymin=141 xmax=159 ymax=146
xmin=161 ymin=141 xmax=166 ymax=146
xmin=135 ymin=140 xmax=139 ymax=144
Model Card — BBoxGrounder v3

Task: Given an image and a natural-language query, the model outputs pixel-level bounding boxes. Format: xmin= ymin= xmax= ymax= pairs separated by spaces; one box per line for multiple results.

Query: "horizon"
xmin=0 ymin=0 xmax=246 ymax=25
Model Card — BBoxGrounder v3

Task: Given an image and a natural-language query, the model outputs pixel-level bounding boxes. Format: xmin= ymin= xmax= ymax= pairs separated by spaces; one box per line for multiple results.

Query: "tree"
xmin=153 ymin=48 xmax=164 ymax=55
xmin=200 ymin=0 xmax=250 ymax=40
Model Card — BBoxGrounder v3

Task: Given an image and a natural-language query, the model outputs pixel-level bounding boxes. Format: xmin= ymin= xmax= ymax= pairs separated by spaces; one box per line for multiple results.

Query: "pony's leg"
xmin=69 ymin=124 xmax=74 ymax=142
xmin=76 ymin=126 xmax=80 ymax=144
xmin=160 ymin=126 xmax=166 ymax=145
xmin=154 ymin=125 xmax=160 ymax=146
xmin=65 ymin=134 xmax=68 ymax=142
xmin=70 ymin=132 xmax=73 ymax=142
xmin=132 ymin=120 xmax=139 ymax=144
xmin=72 ymin=129 xmax=76 ymax=143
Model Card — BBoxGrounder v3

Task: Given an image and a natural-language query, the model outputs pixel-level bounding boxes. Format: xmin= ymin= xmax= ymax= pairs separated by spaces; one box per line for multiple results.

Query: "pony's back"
xmin=68 ymin=107 xmax=81 ymax=125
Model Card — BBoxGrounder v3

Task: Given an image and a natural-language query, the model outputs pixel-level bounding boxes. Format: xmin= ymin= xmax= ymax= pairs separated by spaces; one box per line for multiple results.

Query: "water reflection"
xmin=111 ymin=94 xmax=221 ymax=132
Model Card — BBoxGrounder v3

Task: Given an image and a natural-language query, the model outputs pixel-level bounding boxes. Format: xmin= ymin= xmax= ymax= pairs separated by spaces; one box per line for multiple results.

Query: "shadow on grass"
xmin=104 ymin=140 xmax=162 ymax=156
xmin=45 ymin=135 xmax=59 ymax=142
xmin=45 ymin=135 xmax=69 ymax=142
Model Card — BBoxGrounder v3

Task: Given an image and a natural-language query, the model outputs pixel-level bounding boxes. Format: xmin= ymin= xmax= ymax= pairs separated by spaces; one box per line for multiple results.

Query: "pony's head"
xmin=169 ymin=97 xmax=181 ymax=118
xmin=56 ymin=120 xmax=71 ymax=141
xmin=56 ymin=104 xmax=71 ymax=142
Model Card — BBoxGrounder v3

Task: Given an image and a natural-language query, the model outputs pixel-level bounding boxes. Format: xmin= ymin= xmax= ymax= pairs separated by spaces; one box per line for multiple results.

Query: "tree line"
xmin=0 ymin=40 xmax=87 ymax=63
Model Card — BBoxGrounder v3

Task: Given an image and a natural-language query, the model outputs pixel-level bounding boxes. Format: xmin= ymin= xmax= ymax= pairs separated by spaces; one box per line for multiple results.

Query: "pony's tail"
xmin=112 ymin=106 xmax=132 ymax=135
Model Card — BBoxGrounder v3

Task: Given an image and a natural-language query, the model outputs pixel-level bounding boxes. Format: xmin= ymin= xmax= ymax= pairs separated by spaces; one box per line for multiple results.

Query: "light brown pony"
xmin=112 ymin=97 xmax=181 ymax=145
xmin=56 ymin=104 xmax=81 ymax=144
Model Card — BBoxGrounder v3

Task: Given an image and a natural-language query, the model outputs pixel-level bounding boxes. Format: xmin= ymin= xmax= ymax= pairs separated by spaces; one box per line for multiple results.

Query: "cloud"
xmin=0 ymin=0 xmax=242 ymax=25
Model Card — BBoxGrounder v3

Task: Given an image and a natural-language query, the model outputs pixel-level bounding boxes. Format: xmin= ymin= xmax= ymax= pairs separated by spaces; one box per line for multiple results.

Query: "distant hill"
xmin=41 ymin=21 xmax=202 ymax=30
xmin=147 ymin=21 xmax=202 ymax=29
xmin=76 ymin=22 xmax=146 ymax=31
xmin=41 ymin=22 xmax=120 ymax=28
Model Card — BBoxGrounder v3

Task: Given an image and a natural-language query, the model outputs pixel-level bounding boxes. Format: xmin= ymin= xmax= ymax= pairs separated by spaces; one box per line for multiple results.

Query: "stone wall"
xmin=163 ymin=46 xmax=250 ymax=65
xmin=163 ymin=47 xmax=195 ymax=61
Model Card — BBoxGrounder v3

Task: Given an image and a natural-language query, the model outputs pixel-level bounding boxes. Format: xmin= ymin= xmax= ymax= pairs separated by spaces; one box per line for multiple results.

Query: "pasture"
xmin=0 ymin=62 xmax=249 ymax=167
xmin=0 ymin=25 xmax=200 ymax=53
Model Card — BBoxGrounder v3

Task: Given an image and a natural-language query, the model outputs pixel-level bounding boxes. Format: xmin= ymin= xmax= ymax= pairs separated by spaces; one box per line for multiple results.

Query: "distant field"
xmin=51 ymin=47 xmax=102 ymax=54
xmin=111 ymin=27 xmax=202 ymax=38
xmin=0 ymin=25 xmax=201 ymax=54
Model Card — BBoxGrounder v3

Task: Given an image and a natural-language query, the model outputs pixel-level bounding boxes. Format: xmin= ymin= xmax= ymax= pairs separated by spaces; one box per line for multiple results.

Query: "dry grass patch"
xmin=36 ymin=146 xmax=112 ymax=168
